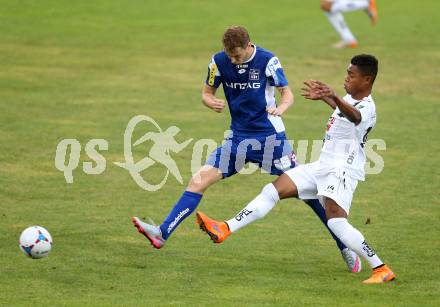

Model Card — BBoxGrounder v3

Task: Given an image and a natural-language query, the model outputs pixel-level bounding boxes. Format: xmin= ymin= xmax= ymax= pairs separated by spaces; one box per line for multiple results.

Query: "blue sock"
xmin=303 ymin=199 xmax=346 ymax=251
xmin=160 ymin=191 xmax=203 ymax=240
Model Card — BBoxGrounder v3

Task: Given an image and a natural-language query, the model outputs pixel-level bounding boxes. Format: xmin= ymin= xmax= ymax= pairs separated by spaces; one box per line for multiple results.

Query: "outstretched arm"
xmin=267 ymin=86 xmax=294 ymax=116
xmin=202 ymin=84 xmax=226 ymax=113
xmin=302 ymin=80 xmax=361 ymax=125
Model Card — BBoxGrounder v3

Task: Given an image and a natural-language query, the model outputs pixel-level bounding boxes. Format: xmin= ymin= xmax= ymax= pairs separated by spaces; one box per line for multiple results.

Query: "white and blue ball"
xmin=19 ymin=226 xmax=53 ymax=259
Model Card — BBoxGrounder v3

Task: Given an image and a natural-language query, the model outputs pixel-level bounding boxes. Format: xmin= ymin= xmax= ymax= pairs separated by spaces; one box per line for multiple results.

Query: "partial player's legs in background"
xmin=320 ymin=0 xmax=358 ymax=48
xmin=331 ymin=0 xmax=377 ymax=25
xmin=366 ymin=0 xmax=378 ymax=25
xmin=324 ymin=12 xmax=358 ymax=48
xmin=331 ymin=0 xmax=369 ymax=13
xmin=321 ymin=0 xmax=379 ymax=48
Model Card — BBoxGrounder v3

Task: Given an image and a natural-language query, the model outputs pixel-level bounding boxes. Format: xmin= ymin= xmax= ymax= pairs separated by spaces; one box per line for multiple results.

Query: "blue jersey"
xmin=205 ymin=45 xmax=289 ymax=136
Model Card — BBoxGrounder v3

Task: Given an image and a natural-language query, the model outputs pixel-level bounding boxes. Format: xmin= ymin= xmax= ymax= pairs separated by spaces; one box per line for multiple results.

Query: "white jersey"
xmin=319 ymin=94 xmax=376 ymax=181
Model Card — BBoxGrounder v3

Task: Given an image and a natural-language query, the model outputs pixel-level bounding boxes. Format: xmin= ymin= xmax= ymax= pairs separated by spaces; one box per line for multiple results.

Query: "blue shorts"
xmin=206 ymin=132 xmax=297 ymax=178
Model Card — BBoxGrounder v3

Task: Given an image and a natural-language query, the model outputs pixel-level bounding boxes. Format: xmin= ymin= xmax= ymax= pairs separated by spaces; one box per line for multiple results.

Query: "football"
xmin=19 ymin=226 xmax=53 ymax=259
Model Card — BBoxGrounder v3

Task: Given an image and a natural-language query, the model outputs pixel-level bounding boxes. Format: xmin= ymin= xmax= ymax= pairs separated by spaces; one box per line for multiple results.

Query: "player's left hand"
xmin=267 ymin=107 xmax=283 ymax=116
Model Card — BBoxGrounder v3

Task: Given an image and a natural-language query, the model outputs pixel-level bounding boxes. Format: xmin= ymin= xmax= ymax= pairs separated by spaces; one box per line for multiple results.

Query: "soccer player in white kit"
xmin=320 ymin=0 xmax=378 ymax=48
xmin=198 ymin=54 xmax=396 ymax=284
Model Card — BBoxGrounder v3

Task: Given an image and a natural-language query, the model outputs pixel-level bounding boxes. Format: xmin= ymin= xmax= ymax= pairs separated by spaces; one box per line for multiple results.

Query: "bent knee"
xmin=324 ymin=198 xmax=347 ymax=219
xmin=273 ymin=174 xmax=298 ymax=199
xmin=187 ymin=175 xmax=209 ymax=193
xmin=187 ymin=167 xmax=221 ymax=193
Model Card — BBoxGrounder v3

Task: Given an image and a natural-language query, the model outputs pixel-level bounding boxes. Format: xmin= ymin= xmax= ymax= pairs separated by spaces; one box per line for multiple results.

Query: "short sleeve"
xmin=355 ymin=100 xmax=376 ymax=132
xmin=205 ymin=56 xmax=222 ymax=88
xmin=265 ymin=57 xmax=288 ymax=87
xmin=356 ymin=101 xmax=374 ymax=124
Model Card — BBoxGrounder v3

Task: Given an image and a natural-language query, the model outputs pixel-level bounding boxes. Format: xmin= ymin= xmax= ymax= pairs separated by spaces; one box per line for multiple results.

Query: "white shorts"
xmin=285 ymin=161 xmax=358 ymax=214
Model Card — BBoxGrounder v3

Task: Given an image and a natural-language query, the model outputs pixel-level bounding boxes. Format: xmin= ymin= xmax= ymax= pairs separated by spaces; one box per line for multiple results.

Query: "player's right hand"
xmin=302 ymin=80 xmax=334 ymax=100
xmin=209 ymin=98 xmax=226 ymax=113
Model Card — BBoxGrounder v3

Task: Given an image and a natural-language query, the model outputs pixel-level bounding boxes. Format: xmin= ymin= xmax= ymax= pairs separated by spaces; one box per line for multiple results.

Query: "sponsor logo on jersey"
xmin=235 ymin=209 xmax=253 ymax=221
xmin=208 ymin=63 xmax=217 ymax=86
xmin=238 ymin=68 xmax=246 ymax=74
xmin=346 ymin=151 xmax=355 ymax=165
xmin=167 ymin=208 xmax=190 ymax=233
xmin=236 ymin=64 xmax=248 ymax=69
xmin=326 ymin=117 xmax=336 ymax=130
xmin=249 ymin=69 xmax=260 ymax=80
xmin=225 ymin=82 xmax=261 ymax=89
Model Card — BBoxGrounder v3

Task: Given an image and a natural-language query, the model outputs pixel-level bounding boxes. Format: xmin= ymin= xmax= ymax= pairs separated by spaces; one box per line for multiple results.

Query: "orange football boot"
xmin=332 ymin=40 xmax=358 ymax=49
xmin=367 ymin=0 xmax=378 ymax=25
xmin=363 ymin=264 xmax=396 ymax=284
xmin=196 ymin=211 xmax=231 ymax=243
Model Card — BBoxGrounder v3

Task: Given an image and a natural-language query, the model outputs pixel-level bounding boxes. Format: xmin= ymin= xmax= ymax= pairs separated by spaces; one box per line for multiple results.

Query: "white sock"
xmin=226 ymin=183 xmax=279 ymax=233
xmin=331 ymin=0 xmax=369 ymax=13
xmin=327 ymin=218 xmax=383 ymax=268
xmin=325 ymin=12 xmax=357 ymax=43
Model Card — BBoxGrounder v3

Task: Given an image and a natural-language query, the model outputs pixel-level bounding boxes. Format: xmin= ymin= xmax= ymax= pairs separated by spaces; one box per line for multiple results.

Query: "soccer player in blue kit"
xmin=132 ymin=26 xmax=360 ymax=272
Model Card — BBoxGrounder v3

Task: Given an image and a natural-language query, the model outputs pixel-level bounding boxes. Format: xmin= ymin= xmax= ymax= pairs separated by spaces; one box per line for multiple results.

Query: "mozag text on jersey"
xmin=225 ymin=82 xmax=261 ymax=89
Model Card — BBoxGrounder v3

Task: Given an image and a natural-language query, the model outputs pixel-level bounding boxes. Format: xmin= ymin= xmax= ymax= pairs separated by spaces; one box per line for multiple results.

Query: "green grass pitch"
xmin=1 ymin=0 xmax=439 ymax=305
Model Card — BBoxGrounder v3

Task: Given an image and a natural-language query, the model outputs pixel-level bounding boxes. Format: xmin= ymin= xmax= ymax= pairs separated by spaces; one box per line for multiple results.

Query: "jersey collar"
xmin=243 ymin=44 xmax=257 ymax=63
xmin=345 ymin=94 xmax=372 ymax=104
